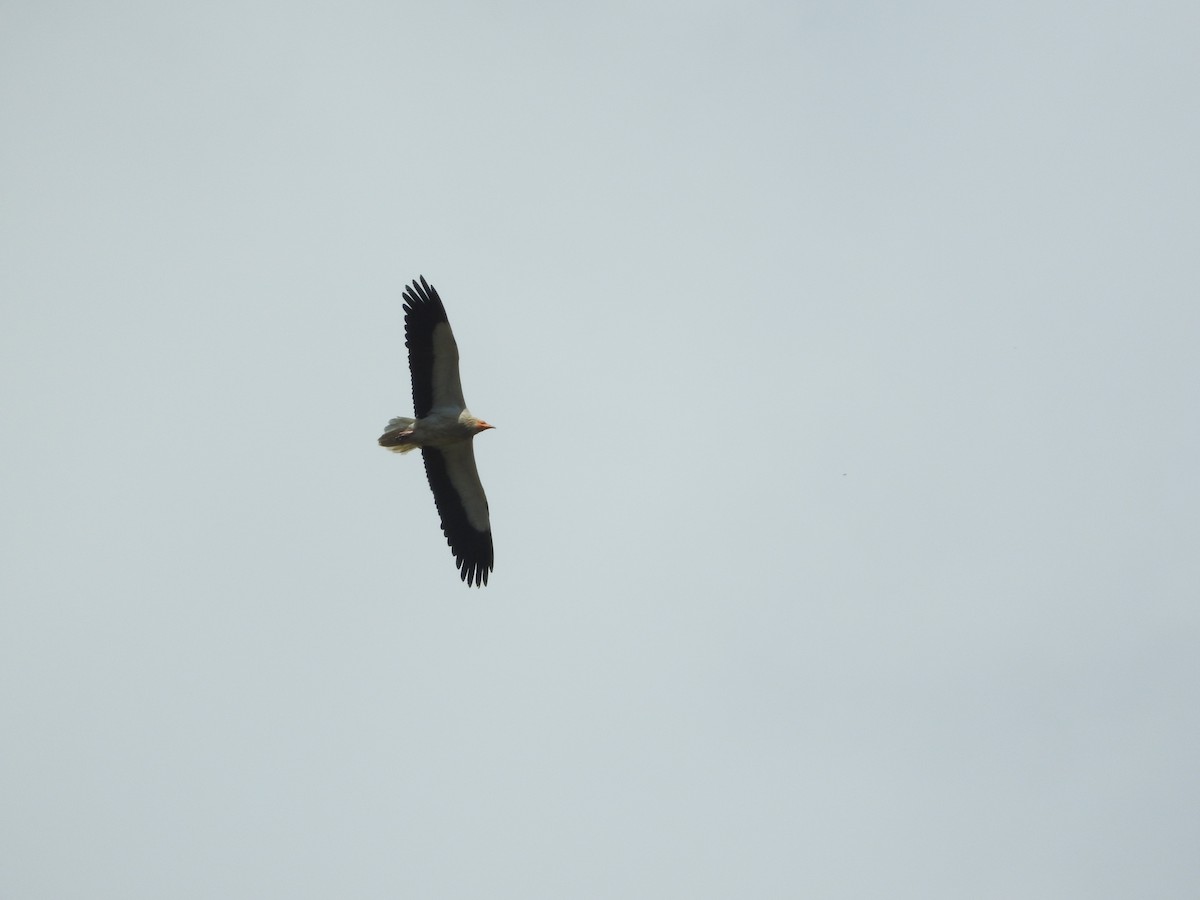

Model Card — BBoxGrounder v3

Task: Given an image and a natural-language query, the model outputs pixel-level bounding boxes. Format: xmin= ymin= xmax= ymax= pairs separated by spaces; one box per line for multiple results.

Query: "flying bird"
xmin=379 ymin=276 xmax=494 ymax=586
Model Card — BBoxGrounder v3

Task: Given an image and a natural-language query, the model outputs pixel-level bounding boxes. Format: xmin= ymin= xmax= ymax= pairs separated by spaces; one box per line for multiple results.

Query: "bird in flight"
xmin=379 ymin=276 xmax=494 ymax=586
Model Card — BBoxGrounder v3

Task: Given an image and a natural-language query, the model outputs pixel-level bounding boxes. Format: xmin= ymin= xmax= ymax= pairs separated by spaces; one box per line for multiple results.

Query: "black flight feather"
xmin=421 ymin=447 xmax=493 ymax=587
xmin=403 ymin=276 xmax=450 ymax=420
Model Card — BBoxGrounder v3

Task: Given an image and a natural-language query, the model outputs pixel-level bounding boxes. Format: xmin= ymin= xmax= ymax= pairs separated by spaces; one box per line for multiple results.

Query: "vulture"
xmin=379 ymin=276 xmax=494 ymax=586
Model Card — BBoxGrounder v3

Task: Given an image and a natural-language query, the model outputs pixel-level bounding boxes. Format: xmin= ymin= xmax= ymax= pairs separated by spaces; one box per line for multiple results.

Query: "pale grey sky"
xmin=2 ymin=1 xmax=1199 ymax=897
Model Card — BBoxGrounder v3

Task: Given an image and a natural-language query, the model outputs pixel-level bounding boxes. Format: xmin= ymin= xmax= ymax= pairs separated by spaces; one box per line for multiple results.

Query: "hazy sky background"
xmin=3 ymin=1 xmax=1199 ymax=897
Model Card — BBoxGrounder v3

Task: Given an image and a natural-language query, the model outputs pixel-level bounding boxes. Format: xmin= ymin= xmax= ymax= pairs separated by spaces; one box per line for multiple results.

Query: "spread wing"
xmin=403 ymin=277 xmax=466 ymax=418
xmin=421 ymin=443 xmax=493 ymax=587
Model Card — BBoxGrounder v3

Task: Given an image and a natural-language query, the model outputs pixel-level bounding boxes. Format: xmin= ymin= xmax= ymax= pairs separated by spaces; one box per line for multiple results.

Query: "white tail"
xmin=378 ymin=417 xmax=419 ymax=453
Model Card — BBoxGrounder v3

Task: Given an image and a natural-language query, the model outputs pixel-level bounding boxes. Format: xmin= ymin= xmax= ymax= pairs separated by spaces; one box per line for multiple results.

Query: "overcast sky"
xmin=3 ymin=1 xmax=1199 ymax=897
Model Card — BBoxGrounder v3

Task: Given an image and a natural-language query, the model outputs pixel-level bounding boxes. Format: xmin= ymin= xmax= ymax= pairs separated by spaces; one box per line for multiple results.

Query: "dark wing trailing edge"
xmin=403 ymin=276 xmax=451 ymax=419
xmin=421 ymin=446 xmax=493 ymax=587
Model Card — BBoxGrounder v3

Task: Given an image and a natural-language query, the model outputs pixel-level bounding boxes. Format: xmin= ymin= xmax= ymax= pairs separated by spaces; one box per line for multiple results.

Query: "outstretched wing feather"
xmin=421 ymin=444 xmax=493 ymax=587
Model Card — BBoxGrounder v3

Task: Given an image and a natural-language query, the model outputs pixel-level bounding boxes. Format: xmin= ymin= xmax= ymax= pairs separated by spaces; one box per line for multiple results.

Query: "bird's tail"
xmin=379 ymin=417 xmax=418 ymax=453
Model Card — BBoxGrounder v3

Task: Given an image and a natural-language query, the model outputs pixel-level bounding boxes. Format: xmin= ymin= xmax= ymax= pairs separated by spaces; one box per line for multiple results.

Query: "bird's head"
xmin=474 ymin=420 xmax=495 ymax=433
